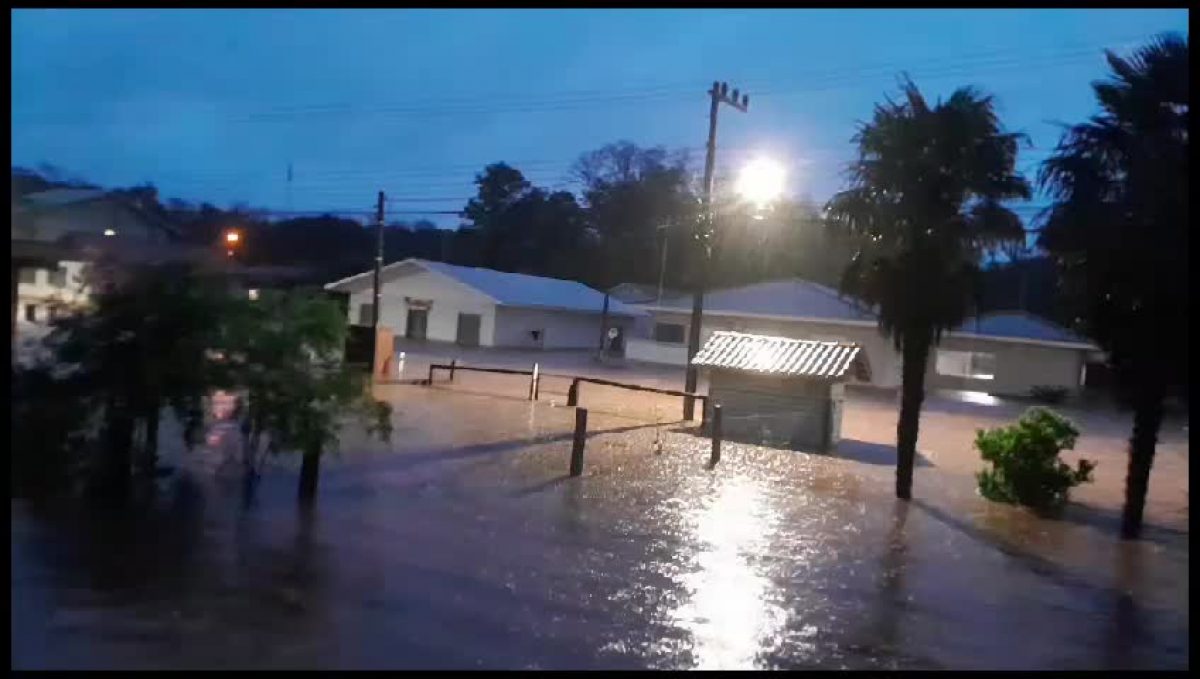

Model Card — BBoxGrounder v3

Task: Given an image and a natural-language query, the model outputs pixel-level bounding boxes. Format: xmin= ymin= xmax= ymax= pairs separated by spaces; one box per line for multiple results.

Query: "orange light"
xmin=224 ymin=230 xmax=241 ymax=245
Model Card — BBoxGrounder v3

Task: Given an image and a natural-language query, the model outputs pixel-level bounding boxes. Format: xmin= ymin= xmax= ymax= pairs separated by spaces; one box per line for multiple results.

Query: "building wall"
xmin=626 ymin=337 xmax=691 ymax=365
xmin=17 ymin=201 xmax=169 ymax=244
xmin=926 ymin=335 xmax=1087 ymax=397
xmin=493 ymin=306 xmax=633 ymax=349
xmin=346 ymin=267 xmax=498 ymax=346
xmin=644 ymin=310 xmax=901 ymax=388
xmin=706 ymin=370 xmax=840 ymax=451
xmin=14 ymin=260 xmax=90 ymax=327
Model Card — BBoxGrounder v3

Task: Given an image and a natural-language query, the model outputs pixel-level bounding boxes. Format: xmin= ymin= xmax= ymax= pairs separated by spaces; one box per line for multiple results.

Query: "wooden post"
xmin=426 ymin=363 xmax=434 ymax=385
xmin=449 ymin=358 xmax=457 ymax=383
xmin=567 ymin=378 xmax=579 ymax=407
xmin=709 ymin=404 xmax=722 ymax=467
xmin=529 ymin=362 xmax=540 ymax=401
xmin=699 ymin=397 xmax=707 ymax=428
xmin=570 ymin=408 xmax=588 ymax=477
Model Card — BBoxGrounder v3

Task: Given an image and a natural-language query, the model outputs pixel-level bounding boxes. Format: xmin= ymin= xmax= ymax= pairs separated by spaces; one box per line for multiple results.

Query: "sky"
xmin=11 ymin=8 xmax=1189 ymax=228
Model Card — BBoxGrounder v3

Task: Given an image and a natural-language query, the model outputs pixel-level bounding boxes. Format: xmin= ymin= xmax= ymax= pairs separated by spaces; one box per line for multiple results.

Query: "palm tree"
xmin=826 ymin=77 xmax=1031 ymax=499
xmin=1038 ymin=34 xmax=1188 ymax=540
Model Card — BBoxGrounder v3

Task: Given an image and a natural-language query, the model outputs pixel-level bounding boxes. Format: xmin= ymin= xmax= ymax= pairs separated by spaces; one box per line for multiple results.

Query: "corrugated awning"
xmin=692 ymin=331 xmax=871 ymax=381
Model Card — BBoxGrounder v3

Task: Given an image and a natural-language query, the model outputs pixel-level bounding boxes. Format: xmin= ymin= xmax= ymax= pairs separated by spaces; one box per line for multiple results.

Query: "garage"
xmin=325 ymin=258 xmax=640 ymax=350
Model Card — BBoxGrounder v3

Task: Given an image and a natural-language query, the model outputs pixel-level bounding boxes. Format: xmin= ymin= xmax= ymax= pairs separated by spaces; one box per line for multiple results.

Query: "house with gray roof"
xmin=325 ymin=258 xmax=640 ymax=349
xmin=625 ymin=278 xmax=1101 ymax=398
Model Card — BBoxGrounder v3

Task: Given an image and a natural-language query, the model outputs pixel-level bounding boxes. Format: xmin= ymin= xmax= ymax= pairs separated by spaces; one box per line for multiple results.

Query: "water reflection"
xmin=668 ymin=476 xmax=787 ymax=669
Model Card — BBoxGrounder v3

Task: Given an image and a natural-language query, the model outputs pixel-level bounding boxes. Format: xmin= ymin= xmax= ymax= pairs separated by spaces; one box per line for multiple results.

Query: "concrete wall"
xmin=493 ymin=306 xmax=633 ymax=349
xmin=927 ymin=335 xmax=1087 ymax=397
xmin=346 ymin=267 xmax=497 ymax=346
xmin=626 ymin=337 xmax=690 ymax=365
xmin=14 ymin=260 xmax=90 ymax=330
xmin=645 ymin=311 xmax=901 ymax=388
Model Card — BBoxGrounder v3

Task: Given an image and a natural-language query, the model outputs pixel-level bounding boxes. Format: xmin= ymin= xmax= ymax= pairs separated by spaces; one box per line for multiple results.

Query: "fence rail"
xmin=423 ymin=360 xmax=707 ymax=422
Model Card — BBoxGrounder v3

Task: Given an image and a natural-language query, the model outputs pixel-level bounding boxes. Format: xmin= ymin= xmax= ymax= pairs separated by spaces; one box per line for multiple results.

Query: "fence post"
xmin=529 ymin=362 xmax=540 ymax=401
xmin=567 ymin=378 xmax=579 ymax=407
xmin=570 ymin=408 xmax=588 ymax=476
xmin=449 ymin=359 xmax=457 ymax=383
xmin=709 ymin=404 xmax=722 ymax=467
xmin=699 ymin=397 xmax=707 ymax=428
xmin=426 ymin=363 xmax=434 ymax=385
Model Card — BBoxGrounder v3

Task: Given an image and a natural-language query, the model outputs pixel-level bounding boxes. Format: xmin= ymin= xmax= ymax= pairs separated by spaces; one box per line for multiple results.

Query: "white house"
xmin=625 ymin=278 xmax=1101 ymax=398
xmin=324 ymin=258 xmax=640 ymax=350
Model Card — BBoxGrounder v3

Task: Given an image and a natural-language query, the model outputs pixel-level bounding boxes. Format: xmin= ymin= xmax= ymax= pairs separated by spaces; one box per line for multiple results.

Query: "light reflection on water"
xmin=668 ymin=477 xmax=787 ymax=670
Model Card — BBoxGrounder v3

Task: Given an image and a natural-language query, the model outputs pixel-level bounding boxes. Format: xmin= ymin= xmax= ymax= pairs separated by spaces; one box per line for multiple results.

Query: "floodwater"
xmin=10 ymin=363 xmax=1190 ymax=670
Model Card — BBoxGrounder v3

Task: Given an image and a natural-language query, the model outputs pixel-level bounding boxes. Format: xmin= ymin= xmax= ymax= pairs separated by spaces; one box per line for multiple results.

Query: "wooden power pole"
xmin=683 ymin=81 xmax=748 ymax=421
xmin=370 ymin=190 xmax=385 ymax=376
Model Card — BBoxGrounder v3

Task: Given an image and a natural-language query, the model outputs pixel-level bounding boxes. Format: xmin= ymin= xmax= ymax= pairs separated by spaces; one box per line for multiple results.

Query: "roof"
xmin=21 ymin=188 xmax=108 ymax=208
xmin=608 ymin=282 xmax=682 ymax=304
xmin=325 ymin=258 xmax=640 ymax=317
xmin=692 ymin=331 xmax=871 ymax=381
xmin=952 ymin=312 xmax=1094 ymax=348
xmin=638 ymin=278 xmax=1097 ymax=350
xmin=645 ymin=279 xmax=877 ymax=323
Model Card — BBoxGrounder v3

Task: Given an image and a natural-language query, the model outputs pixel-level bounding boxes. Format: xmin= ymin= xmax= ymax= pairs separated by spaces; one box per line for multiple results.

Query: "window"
xmin=936 ymin=350 xmax=996 ymax=380
xmin=358 ymin=303 xmax=374 ymax=326
xmin=654 ymin=322 xmax=686 ymax=344
xmin=24 ymin=304 xmax=37 ymax=322
xmin=18 ymin=268 xmax=37 ymax=284
xmin=47 ymin=305 xmax=59 ymax=321
xmin=48 ymin=266 xmax=67 ymax=288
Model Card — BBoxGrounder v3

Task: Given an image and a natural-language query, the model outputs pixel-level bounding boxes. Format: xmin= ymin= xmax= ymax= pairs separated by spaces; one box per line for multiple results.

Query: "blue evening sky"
xmin=11 ymin=8 xmax=1188 ymax=227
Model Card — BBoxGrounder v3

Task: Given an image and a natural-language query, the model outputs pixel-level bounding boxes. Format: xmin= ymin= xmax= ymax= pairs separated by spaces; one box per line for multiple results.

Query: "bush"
xmin=975 ymin=407 xmax=1095 ymax=511
xmin=1029 ymin=385 xmax=1069 ymax=404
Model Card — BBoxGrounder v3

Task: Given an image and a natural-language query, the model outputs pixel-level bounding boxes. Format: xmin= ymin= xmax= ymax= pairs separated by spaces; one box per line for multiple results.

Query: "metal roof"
xmin=692 ymin=331 xmax=871 ymax=381
xmin=952 ymin=312 xmax=1093 ymax=347
xmin=646 ymin=278 xmax=877 ymax=323
xmin=325 ymin=258 xmax=641 ymax=317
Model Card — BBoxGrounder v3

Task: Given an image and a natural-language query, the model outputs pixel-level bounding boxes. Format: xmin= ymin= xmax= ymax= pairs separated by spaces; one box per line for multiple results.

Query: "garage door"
xmin=456 ymin=313 xmax=481 ymax=347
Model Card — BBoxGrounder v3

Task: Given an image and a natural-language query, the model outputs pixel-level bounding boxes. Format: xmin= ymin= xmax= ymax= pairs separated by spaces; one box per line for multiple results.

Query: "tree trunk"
xmin=298 ymin=448 xmax=321 ymax=503
xmin=102 ymin=405 xmax=135 ymax=503
xmin=1121 ymin=382 xmax=1165 ymax=540
xmin=895 ymin=331 xmax=932 ymax=500
xmin=136 ymin=406 xmax=160 ymax=476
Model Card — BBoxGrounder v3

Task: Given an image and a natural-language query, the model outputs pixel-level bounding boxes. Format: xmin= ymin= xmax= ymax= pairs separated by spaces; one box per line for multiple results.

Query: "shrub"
xmin=1029 ymin=385 xmax=1069 ymax=405
xmin=975 ymin=407 xmax=1095 ymax=511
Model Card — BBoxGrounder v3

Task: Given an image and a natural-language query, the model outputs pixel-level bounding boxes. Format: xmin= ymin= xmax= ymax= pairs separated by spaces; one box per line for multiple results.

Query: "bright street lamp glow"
xmin=736 ymin=157 xmax=786 ymax=208
xmin=224 ymin=230 xmax=241 ymax=244
xmin=103 ymin=228 xmax=116 ymax=237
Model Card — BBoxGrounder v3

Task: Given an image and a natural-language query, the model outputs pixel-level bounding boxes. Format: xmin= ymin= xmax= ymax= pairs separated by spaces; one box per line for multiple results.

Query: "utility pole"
xmin=370 ymin=190 xmax=385 ymax=378
xmin=683 ymin=81 xmax=749 ymax=421
xmin=656 ymin=222 xmax=670 ymax=304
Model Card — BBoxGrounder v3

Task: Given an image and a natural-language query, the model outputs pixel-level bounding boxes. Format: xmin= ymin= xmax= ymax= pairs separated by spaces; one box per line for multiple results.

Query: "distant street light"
xmin=224 ymin=229 xmax=242 ymax=258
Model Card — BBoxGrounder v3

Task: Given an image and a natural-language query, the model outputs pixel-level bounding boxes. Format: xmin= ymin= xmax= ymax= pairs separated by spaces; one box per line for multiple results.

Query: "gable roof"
xmin=608 ymin=282 xmax=683 ymax=304
xmin=643 ymin=279 xmax=877 ymax=324
xmin=325 ymin=258 xmax=640 ymax=317
xmin=692 ymin=331 xmax=871 ymax=381
xmin=637 ymin=278 xmax=1097 ymax=350
xmin=952 ymin=312 xmax=1094 ymax=348
xmin=21 ymin=188 xmax=108 ymax=207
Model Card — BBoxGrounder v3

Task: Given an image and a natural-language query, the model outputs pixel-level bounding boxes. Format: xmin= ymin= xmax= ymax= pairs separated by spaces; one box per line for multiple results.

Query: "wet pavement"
xmin=9 ymin=364 xmax=1190 ymax=670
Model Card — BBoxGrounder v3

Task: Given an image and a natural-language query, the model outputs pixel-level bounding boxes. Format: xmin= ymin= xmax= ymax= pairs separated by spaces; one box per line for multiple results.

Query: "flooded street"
xmin=10 ymin=362 xmax=1190 ymax=670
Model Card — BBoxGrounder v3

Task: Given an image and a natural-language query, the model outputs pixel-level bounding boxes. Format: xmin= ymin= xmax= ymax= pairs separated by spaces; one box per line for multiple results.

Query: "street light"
xmin=223 ymin=229 xmax=242 ymax=258
xmin=736 ymin=157 xmax=787 ymax=211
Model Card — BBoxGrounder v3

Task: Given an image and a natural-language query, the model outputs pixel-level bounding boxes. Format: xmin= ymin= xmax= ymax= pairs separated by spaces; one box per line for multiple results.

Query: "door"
xmin=405 ymin=309 xmax=428 ymax=340
xmin=456 ymin=313 xmax=481 ymax=347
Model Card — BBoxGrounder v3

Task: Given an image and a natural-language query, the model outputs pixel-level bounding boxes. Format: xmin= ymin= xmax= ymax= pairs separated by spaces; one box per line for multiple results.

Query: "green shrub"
xmin=975 ymin=407 xmax=1096 ymax=511
xmin=1029 ymin=385 xmax=1069 ymax=404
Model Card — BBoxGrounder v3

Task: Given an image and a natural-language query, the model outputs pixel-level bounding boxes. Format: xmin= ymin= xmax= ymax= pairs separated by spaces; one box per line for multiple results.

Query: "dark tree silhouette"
xmin=826 ymin=77 xmax=1031 ymax=500
xmin=1037 ymin=33 xmax=1189 ymax=539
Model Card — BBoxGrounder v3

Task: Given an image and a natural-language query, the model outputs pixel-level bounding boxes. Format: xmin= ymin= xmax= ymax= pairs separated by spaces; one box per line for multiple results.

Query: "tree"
xmin=1037 ymin=34 xmax=1188 ymax=539
xmin=221 ymin=290 xmax=392 ymax=502
xmin=43 ymin=261 xmax=233 ymax=500
xmin=826 ymin=77 xmax=1031 ymax=500
xmin=571 ymin=141 xmax=697 ymax=289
